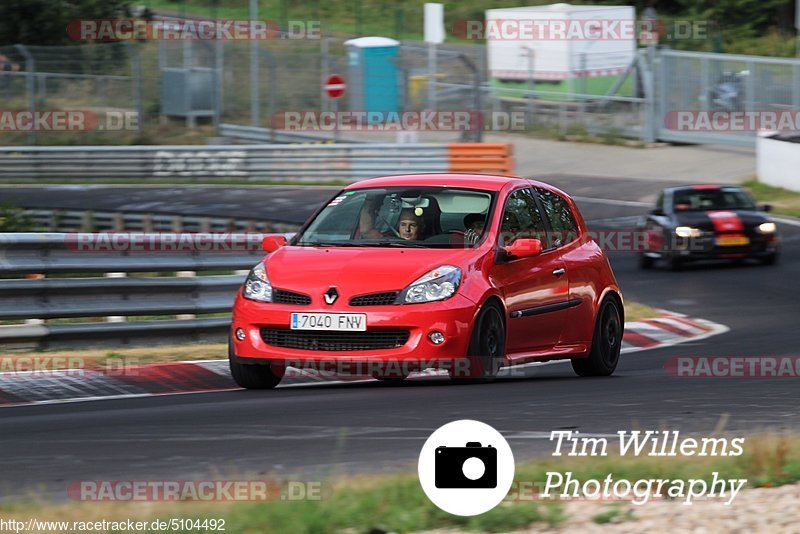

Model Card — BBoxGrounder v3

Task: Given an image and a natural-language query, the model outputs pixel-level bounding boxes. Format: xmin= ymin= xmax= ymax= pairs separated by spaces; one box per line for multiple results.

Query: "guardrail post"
xmin=112 ymin=213 xmax=125 ymax=232
xmin=81 ymin=211 xmax=95 ymax=232
xmin=105 ymin=272 xmax=127 ymax=323
xmin=142 ymin=214 xmax=154 ymax=232
xmin=23 ymin=273 xmax=46 ymax=326
xmin=175 ymin=271 xmax=197 ymax=320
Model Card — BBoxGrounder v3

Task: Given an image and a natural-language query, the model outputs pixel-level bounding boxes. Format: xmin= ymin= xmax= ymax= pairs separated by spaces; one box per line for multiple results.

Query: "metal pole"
xmin=427 ymin=42 xmax=436 ymax=110
xmin=15 ymin=45 xmax=35 ymax=145
xmin=129 ymin=43 xmax=143 ymax=134
xmin=647 ymin=47 xmax=658 ymax=143
xmin=579 ymin=53 xmax=587 ymax=95
xmin=333 ymin=96 xmax=340 ymax=143
xmin=321 ymin=37 xmax=330 ymax=113
xmin=526 ymin=47 xmax=535 ymax=129
xmin=249 ymin=0 xmax=260 ymax=127
xmin=745 ymin=60 xmax=755 ymax=142
xmin=216 ymin=39 xmax=224 ymax=130
xmin=457 ymin=53 xmax=481 ymax=142
xmin=263 ymin=49 xmax=276 ymax=142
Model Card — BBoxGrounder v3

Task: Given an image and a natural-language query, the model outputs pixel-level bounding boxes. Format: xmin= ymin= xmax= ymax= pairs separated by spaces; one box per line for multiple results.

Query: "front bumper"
xmin=231 ymin=292 xmax=478 ymax=373
xmin=668 ymin=233 xmax=779 ymax=260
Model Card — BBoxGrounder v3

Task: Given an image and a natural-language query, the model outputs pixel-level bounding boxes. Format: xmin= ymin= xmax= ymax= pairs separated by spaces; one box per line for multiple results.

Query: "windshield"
xmin=672 ymin=188 xmax=756 ymax=212
xmin=294 ymin=186 xmax=496 ymax=248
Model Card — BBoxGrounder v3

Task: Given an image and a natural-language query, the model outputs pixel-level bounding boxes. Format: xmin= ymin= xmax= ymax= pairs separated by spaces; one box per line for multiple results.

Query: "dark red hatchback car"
xmin=230 ymin=174 xmax=624 ymax=388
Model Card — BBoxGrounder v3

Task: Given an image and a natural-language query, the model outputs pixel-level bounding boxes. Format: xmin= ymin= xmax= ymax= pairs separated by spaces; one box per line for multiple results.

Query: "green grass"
xmin=140 ymin=0 xmax=800 ymax=57
xmin=622 ymin=301 xmax=660 ymax=323
xmin=2 ymin=433 xmax=799 ymax=533
xmin=744 ymin=179 xmax=800 ymax=219
xmin=591 ymin=505 xmax=633 ymax=525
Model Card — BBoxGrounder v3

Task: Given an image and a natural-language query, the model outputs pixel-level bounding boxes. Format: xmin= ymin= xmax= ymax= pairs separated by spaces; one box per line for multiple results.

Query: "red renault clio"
xmin=230 ymin=174 xmax=623 ymax=388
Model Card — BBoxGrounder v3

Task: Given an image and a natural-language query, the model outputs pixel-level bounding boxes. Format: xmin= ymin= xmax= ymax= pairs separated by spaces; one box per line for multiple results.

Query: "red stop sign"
xmin=324 ymin=74 xmax=346 ymax=99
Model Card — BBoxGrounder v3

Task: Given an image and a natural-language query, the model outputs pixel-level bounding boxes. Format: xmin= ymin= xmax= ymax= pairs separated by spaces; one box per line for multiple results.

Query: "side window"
xmin=655 ymin=192 xmax=665 ymax=214
xmin=499 ymin=188 xmax=547 ymax=247
xmin=535 ymin=188 xmax=579 ymax=248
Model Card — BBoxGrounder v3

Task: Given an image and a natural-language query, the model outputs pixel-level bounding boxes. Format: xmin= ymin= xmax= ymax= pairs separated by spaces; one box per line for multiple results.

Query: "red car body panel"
xmin=231 ymin=174 xmax=622 ymax=372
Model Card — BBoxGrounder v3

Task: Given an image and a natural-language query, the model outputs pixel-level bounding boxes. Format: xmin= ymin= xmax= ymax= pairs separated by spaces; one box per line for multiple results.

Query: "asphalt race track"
xmin=1 ymin=175 xmax=798 ymax=502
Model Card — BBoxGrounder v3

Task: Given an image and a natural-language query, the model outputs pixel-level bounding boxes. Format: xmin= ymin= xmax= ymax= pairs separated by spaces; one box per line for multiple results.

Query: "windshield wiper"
xmin=297 ymin=241 xmax=355 ymax=247
xmin=352 ymin=241 xmax=428 ymax=248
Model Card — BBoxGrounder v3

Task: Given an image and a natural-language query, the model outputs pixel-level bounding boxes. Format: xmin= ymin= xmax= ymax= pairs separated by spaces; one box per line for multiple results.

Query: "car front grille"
xmin=261 ymin=328 xmax=410 ymax=351
xmin=349 ymin=291 xmax=400 ymax=306
xmin=273 ymin=289 xmax=312 ymax=305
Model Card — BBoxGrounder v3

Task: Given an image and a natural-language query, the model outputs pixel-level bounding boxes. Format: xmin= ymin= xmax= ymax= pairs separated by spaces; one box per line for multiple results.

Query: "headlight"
xmin=398 ymin=265 xmax=461 ymax=304
xmin=757 ymin=222 xmax=776 ymax=234
xmin=242 ymin=261 xmax=273 ymax=302
xmin=675 ymin=226 xmax=701 ymax=238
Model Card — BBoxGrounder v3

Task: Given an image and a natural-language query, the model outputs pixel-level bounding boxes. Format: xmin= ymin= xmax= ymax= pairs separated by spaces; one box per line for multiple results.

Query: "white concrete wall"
xmin=757 ymin=134 xmax=800 ymax=192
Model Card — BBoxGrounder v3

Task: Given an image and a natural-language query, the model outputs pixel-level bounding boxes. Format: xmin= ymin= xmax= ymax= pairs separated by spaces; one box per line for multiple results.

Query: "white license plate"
xmin=290 ymin=312 xmax=367 ymax=331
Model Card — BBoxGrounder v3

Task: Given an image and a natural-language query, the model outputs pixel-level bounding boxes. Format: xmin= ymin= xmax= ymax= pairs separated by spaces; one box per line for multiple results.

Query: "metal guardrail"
xmin=219 ymin=124 xmax=364 ymax=144
xmin=0 ymin=142 xmax=515 ymax=182
xmin=0 ymin=144 xmax=451 ymax=182
xmin=0 ymin=233 xmax=273 ymax=350
xmin=23 ymin=209 xmax=301 ymax=233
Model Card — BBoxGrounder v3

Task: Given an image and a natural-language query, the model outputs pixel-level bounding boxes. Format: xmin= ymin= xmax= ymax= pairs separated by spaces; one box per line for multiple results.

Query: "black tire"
xmin=762 ymin=252 xmax=778 ymax=266
xmin=638 ymin=253 xmax=654 ymax=270
xmin=572 ymin=298 xmax=623 ymax=377
xmin=228 ymin=340 xmax=281 ymax=389
xmin=452 ymin=302 xmax=505 ymax=382
xmin=666 ymin=253 xmax=683 ymax=271
xmin=373 ymin=374 xmax=409 ymax=383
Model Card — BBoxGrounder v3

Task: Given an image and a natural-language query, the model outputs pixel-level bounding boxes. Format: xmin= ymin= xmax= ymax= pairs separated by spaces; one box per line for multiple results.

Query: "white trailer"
xmin=485 ymin=3 xmax=637 ymax=97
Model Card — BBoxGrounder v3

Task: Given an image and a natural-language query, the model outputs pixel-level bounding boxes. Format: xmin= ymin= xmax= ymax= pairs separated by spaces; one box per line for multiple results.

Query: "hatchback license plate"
xmin=290 ymin=313 xmax=367 ymax=331
xmin=716 ymin=236 xmax=749 ymax=247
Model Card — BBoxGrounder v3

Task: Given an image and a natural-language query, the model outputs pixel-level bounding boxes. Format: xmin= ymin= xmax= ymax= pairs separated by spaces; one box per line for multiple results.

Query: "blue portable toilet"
xmin=344 ymin=37 xmax=400 ymax=119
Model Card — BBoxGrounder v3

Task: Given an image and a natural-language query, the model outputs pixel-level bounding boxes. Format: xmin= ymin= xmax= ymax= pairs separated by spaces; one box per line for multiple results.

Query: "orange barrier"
xmin=447 ymin=143 xmax=514 ymax=175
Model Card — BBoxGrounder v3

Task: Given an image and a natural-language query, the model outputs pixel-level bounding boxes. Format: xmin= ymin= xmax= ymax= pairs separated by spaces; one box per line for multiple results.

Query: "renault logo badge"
xmin=324 ymin=287 xmax=338 ymax=305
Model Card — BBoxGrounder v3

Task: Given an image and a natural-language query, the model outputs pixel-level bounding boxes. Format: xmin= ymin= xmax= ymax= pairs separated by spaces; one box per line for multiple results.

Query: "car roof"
xmin=663 ymin=184 xmax=745 ymax=195
xmin=345 ymin=173 xmax=534 ymax=192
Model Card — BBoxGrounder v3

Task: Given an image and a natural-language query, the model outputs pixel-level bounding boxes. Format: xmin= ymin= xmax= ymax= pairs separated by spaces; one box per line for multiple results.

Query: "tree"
xmin=0 ymin=0 xmax=131 ymax=46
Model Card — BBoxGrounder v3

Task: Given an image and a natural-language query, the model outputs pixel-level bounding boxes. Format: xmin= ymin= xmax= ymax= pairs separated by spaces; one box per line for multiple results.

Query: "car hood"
xmin=674 ymin=209 xmax=769 ymax=232
xmin=264 ymin=245 xmax=476 ymax=298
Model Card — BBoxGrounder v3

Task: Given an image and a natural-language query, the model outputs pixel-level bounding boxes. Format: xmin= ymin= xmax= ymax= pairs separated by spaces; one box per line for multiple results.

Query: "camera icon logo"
xmin=418 ymin=420 xmax=515 ymax=516
xmin=435 ymin=442 xmax=497 ymax=489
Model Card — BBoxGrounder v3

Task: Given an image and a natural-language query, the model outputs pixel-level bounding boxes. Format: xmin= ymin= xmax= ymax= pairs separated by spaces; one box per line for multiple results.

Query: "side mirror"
xmin=262 ymin=235 xmax=287 ymax=253
xmin=503 ymin=238 xmax=543 ymax=260
xmin=760 ymin=204 xmax=773 ymax=212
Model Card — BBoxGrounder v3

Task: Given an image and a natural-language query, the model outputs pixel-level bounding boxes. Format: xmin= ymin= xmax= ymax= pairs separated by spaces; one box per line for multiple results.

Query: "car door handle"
xmin=552 ymin=268 xmax=566 ymax=277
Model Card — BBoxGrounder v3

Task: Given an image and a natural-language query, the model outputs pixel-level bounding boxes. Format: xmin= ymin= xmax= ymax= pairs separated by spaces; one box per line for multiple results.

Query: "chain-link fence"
xmin=0 ymin=42 xmax=150 ymax=145
xmin=1 ymin=35 xmax=798 ymax=147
